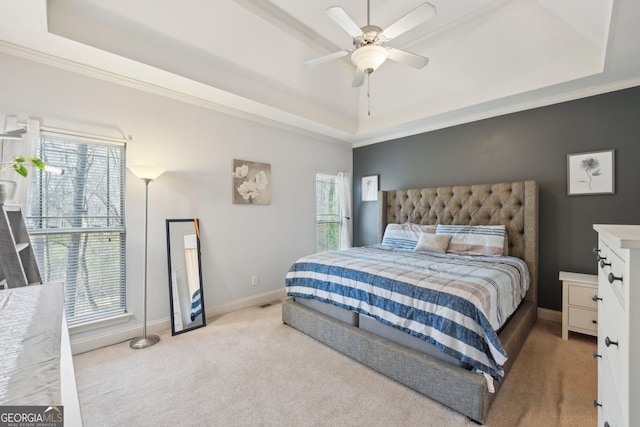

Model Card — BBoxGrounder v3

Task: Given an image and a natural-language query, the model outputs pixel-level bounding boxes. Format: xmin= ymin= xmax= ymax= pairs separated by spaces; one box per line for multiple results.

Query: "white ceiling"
xmin=0 ymin=0 xmax=638 ymax=146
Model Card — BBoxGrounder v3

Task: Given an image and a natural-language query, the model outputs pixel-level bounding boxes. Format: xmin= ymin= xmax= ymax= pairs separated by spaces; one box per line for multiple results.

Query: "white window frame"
xmin=26 ymin=130 xmax=127 ymax=327
xmin=315 ymin=173 xmax=341 ymax=253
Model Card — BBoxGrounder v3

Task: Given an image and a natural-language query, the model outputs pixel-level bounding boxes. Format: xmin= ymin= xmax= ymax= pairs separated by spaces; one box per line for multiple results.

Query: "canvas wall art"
xmin=232 ymin=159 xmax=271 ymax=204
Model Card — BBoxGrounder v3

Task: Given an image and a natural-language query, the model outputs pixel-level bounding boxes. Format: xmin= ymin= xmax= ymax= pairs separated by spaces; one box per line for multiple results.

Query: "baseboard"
xmin=205 ymin=288 xmax=287 ymax=320
xmin=70 ymin=288 xmax=287 ymax=355
xmin=537 ymin=307 xmax=562 ymax=323
xmin=71 ymin=317 xmax=171 ymax=355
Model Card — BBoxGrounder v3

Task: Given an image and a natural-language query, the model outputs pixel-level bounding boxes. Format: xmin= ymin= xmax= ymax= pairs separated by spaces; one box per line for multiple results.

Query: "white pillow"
xmin=414 ymin=232 xmax=451 ymax=254
xmin=382 ymin=222 xmax=436 ymax=250
xmin=436 ymin=224 xmax=507 ymax=256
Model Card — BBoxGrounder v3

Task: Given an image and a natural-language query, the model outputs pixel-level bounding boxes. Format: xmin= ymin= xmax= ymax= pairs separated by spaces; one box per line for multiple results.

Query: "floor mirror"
xmin=166 ymin=218 xmax=206 ymax=335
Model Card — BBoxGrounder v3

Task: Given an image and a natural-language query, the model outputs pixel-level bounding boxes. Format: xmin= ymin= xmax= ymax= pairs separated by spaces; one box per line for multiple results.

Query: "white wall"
xmin=0 ymin=52 xmax=352 ymax=353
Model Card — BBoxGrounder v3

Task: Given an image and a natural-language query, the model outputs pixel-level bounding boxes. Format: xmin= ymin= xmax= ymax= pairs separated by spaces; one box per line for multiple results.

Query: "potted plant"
xmin=0 ymin=155 xmax=45 ymax=204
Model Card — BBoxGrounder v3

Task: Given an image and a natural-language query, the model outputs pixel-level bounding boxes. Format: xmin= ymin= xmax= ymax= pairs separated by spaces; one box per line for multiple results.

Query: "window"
xmin=26 ymin=134 xmax=126 ymax=326
xmin=316 ymin=174 xmax=340 ymax=252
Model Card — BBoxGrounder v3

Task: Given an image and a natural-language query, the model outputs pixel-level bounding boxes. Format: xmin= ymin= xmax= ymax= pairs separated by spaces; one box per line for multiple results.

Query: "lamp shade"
xmin=128 ymin=164 xmax=166 ymax=180
xmin=351 ymin=45 xmax=388 ymax=73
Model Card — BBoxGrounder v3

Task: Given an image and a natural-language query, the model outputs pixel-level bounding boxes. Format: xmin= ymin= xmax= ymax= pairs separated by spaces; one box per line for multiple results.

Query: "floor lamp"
xmin=128 ymin=164 xmax=166 ymax=349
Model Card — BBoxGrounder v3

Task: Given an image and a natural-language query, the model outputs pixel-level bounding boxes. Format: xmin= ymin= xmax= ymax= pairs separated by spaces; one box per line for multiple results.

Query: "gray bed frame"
xmin=282 ymin=180 xmax=538 ymax=423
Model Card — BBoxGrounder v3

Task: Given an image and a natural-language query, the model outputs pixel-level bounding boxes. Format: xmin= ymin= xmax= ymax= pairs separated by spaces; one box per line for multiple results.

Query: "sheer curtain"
xmin=337 ymin=172 xmax=352 ymax=249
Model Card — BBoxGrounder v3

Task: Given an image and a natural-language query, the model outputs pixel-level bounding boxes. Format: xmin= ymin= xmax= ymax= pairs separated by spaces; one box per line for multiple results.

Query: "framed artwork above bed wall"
xmin=567 ymin=149 xmax=615 ymax=195
xmin=361 ymin=174 xmax=379 ymax=201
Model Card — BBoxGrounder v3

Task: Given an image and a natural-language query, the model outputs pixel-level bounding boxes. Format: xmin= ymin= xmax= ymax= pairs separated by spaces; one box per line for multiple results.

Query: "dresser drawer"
xmin=567 ymin=283 xmax=598 ymax=309
xmin=598 ymin=353 xmax=624 ymax=427
xmin=567 ymin=306 xmax=597 ymax=333
xmin=593 ymin=224 xmax=640 ymax=427
xmin=598 ymin=239 xmax=626 ymax=306
xmin=598 ymin=285 xmax=628 ymax=412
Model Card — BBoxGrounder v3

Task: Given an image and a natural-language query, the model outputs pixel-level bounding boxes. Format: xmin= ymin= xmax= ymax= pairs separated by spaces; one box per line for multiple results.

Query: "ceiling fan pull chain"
xmin=368 ymin=72 xmax=371 ymax=116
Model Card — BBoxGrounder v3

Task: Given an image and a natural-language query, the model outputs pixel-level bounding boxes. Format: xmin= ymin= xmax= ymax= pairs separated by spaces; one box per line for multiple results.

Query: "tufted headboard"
xmin=378 ymin=181 xmax=538 ymax=306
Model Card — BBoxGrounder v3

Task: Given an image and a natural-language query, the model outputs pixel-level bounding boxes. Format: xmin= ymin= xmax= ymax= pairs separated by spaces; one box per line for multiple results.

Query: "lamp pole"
xmin=128 ymin=164 xmax=166 ymax=349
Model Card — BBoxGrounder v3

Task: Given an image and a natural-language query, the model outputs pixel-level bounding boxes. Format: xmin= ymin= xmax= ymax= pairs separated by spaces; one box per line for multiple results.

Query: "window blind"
xmin=26 ymin=134 xmax=126 ymax=326
xmin=316 ymin=174 xmax=341 ymax=252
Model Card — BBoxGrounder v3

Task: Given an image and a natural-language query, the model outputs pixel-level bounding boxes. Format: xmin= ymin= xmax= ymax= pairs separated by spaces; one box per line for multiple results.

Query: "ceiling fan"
xmin=304 ymin=1 xmax=437 ymax=88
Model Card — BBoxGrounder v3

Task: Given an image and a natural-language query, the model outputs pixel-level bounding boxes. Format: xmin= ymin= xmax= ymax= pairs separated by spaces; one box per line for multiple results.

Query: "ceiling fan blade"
xmin=382 ymin=3 xmax=436 ymax=40
xmin=352 ymin=68 xmax=366 ymax=88
xmin=325 ymin=6 xmax=364 ymax=38
xmin=304 ymin=50 xmax=350 ymax=67
xmin=386 ymin=48 xmax=429 ymax=69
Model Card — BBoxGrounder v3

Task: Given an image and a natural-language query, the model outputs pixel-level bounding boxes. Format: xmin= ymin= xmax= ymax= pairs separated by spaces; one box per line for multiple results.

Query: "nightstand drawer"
xmin=567 ymin=306 xmax=597 ymax=333
xmin=560 ymin=271 xmax=598 ymax=340
xmin=568 ymin=284 xmax=598 ymax=309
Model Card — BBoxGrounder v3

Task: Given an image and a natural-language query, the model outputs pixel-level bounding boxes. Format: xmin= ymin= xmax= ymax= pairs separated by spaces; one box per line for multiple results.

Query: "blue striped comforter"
xmin=190 ymin=289 xmax=202 ymax=321
xmin=285 ymin=245 xmax=530 ymax=381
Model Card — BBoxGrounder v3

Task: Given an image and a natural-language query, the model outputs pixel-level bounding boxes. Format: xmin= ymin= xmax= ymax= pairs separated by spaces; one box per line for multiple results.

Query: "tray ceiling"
xmin=0 ymin=0 xmax=638 ymax=146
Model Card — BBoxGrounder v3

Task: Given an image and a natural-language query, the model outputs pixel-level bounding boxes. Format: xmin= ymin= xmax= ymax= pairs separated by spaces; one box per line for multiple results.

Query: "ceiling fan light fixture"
xmin=351 ymin=45 xmax=387 ymax=73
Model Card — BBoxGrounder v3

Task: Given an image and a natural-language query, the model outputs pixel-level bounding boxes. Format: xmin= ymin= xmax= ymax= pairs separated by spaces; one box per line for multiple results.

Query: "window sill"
xmin=68 ymin=312 xmax=133 ymax=335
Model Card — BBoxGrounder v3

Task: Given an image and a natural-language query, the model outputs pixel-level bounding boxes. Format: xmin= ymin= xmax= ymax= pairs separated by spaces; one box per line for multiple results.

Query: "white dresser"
xmin=593 ymin=224 xmax=640 ymax=427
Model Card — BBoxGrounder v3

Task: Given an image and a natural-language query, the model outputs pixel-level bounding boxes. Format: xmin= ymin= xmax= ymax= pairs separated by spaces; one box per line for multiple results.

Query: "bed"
xmin=0 ymin=282 xmax=82 ymax=425
xmin=281 ymin=180 xmax=538 ymax=423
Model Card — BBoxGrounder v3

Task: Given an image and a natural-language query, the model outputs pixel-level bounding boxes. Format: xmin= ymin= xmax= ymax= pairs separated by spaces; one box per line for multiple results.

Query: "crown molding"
xmin=0 ymin=40 xmax=353 ymax=147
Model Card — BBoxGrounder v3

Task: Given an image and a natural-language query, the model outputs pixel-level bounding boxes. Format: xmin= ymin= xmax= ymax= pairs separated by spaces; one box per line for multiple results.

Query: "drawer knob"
xmin=605 ymin=336 xmax=619 ymax=347
xmin=593 ymin=400 xmax=602 ymax=408
xmin=605 ymin=422 xmax=610 ymax=427
xmin=608 ymin=272 xmax=623 ymax=283
xmin=596 ymin=254 xmax=605 ymax=262
xmin=592 ymin=319 xmax=597 ymax=324
xmin=599 ymin=259 xmax=611 ymax=268
xmin=592 ymin=295 xmax=602 ymax=302
xmin=593 ymin=247 xmax=604 ymax=261
xmin=593 ymin=352 xmax=602 ymax=359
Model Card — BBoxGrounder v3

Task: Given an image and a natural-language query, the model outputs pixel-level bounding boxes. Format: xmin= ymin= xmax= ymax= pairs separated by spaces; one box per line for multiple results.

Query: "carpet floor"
xmin=73 ymin=301 xmax=597 ymax=426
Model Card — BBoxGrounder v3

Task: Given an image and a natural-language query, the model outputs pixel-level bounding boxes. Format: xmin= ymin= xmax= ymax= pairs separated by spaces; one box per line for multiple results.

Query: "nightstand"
xmin=559 ymin=271 xmax=598 ymax=340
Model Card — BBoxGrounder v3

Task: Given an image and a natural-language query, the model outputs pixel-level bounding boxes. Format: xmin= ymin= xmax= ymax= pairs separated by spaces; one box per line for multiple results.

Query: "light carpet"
xmin=73 ymin=301 xmax=597 ymax=426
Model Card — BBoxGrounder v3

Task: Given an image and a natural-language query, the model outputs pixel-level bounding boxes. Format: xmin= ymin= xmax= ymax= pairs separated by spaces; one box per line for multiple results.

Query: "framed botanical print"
xmin=567 ymin=149 xmax=615 ymax=195
xmin=362 ymin=175 xmax=379 ymax=201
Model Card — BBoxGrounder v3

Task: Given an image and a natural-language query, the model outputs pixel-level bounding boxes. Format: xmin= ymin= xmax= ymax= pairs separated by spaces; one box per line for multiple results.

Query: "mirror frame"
xmin=166 ymin=218 xmax=206 ymax=335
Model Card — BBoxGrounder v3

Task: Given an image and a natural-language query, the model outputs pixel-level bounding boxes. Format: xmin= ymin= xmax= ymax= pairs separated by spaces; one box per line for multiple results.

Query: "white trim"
xmin=2 ymin=39 xmax=638 ymax=147
xmin=68 ymin=312 xmax=133 ymax=334
xmin=69 ymin=288 xmax=287 ymax=355
xmin=70 ymin=316 xmax=170 ymax=355
xmin=351 ymin=76 xmax=640 ymax=147
xmin=0 ymin=41 xmax=352 ymax=148
xmin=537 ymin=307 xmax=562 ymax=323
xmin=205 ymin=288 xmax=287 ymax=318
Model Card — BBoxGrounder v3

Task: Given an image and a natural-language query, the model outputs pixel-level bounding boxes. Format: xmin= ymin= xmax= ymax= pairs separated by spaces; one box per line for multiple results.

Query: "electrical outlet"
xmin=251 ymin=275 xmax=259 ymax=286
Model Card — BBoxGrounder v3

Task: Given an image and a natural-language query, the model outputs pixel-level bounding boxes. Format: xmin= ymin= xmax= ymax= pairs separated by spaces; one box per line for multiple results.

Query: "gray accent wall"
xmin=353 ymin=86 xmax=640 ymax=311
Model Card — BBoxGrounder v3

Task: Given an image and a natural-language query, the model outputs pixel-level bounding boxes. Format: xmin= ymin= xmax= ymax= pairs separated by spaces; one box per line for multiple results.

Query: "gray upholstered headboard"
xmin=378 ymin=180 xmax=538 ymax=307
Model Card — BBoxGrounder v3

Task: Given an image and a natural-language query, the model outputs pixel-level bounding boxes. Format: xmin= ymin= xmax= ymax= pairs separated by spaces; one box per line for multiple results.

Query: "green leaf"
xmin=13 ymin=164 xmax=28 ymax=177
xmin=13 ymin=155 xmax=25 ymax=163
xmin=29 ymin=157 xmax=46 ymax=170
